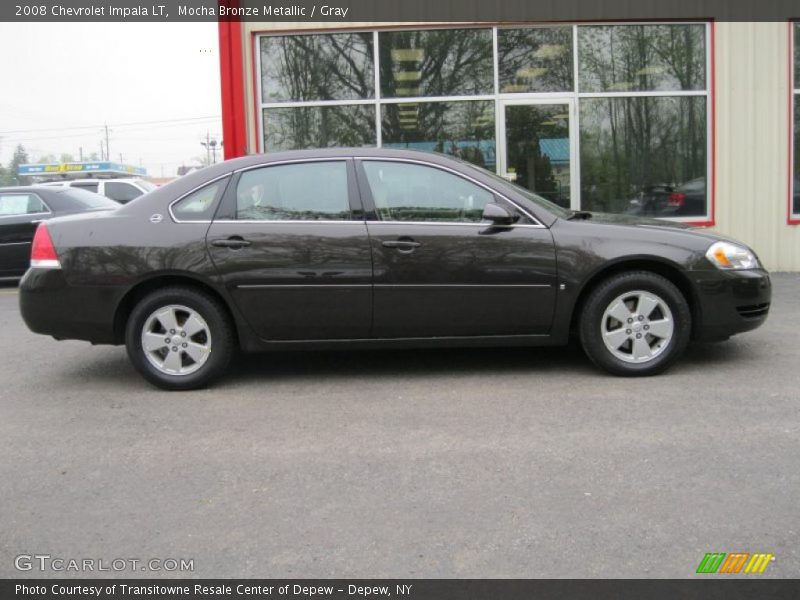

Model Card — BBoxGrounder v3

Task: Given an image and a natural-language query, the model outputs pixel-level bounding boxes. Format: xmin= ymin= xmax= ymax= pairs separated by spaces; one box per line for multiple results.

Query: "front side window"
xmin=362 ymin=161 xmax=494 ymax=223
xmin=0 ymin=194 xmax=47 ymax=216
xmin=236 ymin=162 xmax=350 ymax=221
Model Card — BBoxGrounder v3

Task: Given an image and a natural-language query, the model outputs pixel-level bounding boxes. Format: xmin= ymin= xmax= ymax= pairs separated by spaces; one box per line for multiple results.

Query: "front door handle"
xmin=211 ymin=236 xmax=251 ymax=249
xmin=382 ymin=240 xmax=421 ymax=250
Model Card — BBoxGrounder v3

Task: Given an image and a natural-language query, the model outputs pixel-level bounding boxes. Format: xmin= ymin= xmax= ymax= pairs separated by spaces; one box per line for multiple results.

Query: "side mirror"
xmin=482 ymin=202 xmax=518 ymax=226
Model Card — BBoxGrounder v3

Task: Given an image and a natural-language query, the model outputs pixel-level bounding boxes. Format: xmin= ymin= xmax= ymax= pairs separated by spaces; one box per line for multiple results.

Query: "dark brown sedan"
xmin=19 ymin=149 xmax=770 ymax=389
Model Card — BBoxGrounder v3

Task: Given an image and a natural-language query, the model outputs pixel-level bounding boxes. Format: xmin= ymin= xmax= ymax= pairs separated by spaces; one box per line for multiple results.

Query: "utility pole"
xmin=104 ymin=124 xmax=110 ymax=162
xmin=79 ymin=146 xmax=83 ymax=161
xmin=100 ymin=140 xmax=105 ymax=161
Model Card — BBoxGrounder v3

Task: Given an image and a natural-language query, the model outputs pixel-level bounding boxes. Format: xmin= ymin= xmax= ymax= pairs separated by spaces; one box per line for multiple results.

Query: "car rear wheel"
xmin=125 ymin=287 xmax=234 ymax=390
xmin=579 ymin=271 xmax=691 ymax=376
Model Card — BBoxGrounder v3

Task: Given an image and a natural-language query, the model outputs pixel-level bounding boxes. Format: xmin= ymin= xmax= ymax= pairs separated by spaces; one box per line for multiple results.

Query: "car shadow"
xmin=56 ymin=337 xmax=753 ymax=389
xmin=227 ymin=342 xmax=594 ymax=384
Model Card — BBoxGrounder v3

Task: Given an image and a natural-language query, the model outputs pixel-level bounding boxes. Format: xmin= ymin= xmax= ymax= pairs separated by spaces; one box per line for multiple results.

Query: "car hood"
xmin=573 ymin=211 xmax=745 ymax=245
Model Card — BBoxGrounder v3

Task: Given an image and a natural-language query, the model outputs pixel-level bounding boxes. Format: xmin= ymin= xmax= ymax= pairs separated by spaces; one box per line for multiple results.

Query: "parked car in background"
xmin=0 ymin=186 xmax=119 ymax=279
xmin=39 ymin=178 xmax=156 ymax=204
xmin=19 ymin=149 xmax=770 ymax=389
xmin=627 ymin=178 xmax=707 ymax=218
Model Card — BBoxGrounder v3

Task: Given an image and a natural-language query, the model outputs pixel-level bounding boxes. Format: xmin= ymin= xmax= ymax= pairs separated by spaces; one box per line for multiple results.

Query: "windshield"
xmin=460 ymin=160 xmax=572 ymax=219
xmin=58 ymin=188 xmax=121 ymax=210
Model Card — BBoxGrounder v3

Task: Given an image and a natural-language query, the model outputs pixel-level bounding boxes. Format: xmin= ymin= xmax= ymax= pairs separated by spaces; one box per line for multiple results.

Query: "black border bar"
xmin=3 ymin=579 xmax=800 ymax=600
xmin=2 ymin=0 xmax=800 ymax=22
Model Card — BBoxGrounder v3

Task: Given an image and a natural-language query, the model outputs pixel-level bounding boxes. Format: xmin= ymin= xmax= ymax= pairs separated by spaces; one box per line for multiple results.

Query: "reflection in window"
xmin=172 ymin=181 xmax=224 ymax=221
xmin=260 ymin=33 xmax=374 ymax=102
xmin=578 ymin=24 xmax=705 ymax=92
xmin=379 ymin=29 xmax=493 ymax=98
xmin=579 ymin=96 xmax=707 ymax=216
xmin=498 ymin=27 xmax=573 ymax=93
xmin=236 ymin=162 xmax=350 ymax=221
xmin=263 ymin=105 xmax=376 ymax=152
xmin=362 ymin=161 xmax=494 ymax=223
xmin=381 ymin=101 xmax=495 ymax=170
xmin=0 ymin=194 xmax=45 ymax=216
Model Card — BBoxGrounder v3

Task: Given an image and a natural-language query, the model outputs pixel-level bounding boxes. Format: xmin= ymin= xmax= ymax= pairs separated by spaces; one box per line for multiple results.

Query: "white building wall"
xmin=713 ymin=21 xmax=799 ymax=271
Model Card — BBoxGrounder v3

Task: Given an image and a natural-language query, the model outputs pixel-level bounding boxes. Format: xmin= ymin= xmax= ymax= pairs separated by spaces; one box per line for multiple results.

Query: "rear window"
xmin=58 ymin=188 xmax=120 ymax=210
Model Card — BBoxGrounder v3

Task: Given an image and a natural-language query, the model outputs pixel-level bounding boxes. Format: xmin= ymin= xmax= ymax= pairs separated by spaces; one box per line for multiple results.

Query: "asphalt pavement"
xmin=1 ymin=274 xmax=798 ymax=578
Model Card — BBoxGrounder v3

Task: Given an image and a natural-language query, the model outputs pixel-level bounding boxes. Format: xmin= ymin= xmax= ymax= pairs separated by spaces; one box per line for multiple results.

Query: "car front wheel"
xmin=125 ymin=286 xmax=234 ymax=390
xmin=579 ymin=271 xmax=691 ymax=376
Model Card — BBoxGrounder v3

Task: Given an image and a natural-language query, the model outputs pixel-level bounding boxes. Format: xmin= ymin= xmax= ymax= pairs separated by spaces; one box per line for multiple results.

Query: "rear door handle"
xmin=211 ymin=237 xmax=251 ymax=249
xmin=382 ymin=240 xmax=421 ymax=249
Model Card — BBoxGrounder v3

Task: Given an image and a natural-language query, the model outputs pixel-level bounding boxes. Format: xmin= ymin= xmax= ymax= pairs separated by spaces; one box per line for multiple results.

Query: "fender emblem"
xmin=149 ymin=213 xmax=163 ymax=223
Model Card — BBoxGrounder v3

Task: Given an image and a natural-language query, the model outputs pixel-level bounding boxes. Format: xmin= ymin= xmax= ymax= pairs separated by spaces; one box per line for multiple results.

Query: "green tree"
xmin=4 ymin=144 xmax=29 ymax=186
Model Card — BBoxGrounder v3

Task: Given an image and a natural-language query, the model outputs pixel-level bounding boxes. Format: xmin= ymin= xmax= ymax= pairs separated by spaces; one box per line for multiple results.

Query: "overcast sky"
xmin=0 ymin=22 xmax=222 ymax=178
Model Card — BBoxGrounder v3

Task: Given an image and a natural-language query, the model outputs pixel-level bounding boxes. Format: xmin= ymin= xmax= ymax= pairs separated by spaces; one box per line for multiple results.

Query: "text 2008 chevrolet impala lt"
xmin=19 ymin=149 xmax=770 ymax=390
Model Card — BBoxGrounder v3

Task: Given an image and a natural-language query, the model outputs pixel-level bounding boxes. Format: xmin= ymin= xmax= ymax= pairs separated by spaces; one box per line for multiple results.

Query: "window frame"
xmin=790 ymin=20 xmax=799 ymax=224
xmin=211 ymin=158 xmax=363 ymax=224
xmin=355 ymin=157 xmax=545 ymax=227
xmin=254 ymin=21 xmax=714 ymax=225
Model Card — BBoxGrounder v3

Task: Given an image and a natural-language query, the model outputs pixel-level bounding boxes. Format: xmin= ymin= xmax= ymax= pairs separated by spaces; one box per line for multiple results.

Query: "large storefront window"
xmin=498 ymin=27 xmax=573 ymax=93
xmin=381 ymin=101 xmax=495 ymax=169
xmin=263 ymin=105 xmax=376 ymax=151
xmin=378 ymin=28 xmax=493 ymax=98
xmin=580 ymin=96 xmax=706 ymax=215
xmin=257 ymin=23 xmax=711 ymax=219
xmin=793 ymin=23 xmax=799 ymax=219
xmin=260 ymin=33 xmax=374 ymax=102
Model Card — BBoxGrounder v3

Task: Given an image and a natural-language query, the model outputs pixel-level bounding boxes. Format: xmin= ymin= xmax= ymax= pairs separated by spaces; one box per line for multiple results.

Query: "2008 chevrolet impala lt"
xmin=19 ymin=149 xmax=770 ymax=389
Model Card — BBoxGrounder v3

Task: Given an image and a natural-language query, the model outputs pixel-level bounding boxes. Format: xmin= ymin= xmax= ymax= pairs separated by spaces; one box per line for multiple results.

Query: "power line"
xmin=0 ymin=115 xmax=222 ymax=135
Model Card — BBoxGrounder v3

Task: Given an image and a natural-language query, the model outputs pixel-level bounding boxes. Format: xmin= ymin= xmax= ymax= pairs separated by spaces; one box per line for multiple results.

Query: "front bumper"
xmin=19 ymin=268 xmax=120 ymax=344
xmin=689 ymin=268 xmax=771 ymax=341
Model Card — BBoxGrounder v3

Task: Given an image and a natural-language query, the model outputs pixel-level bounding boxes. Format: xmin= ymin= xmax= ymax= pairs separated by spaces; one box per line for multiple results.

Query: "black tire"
xmin=579 ymin=271 xmax=691 ymax=376
xmin=125 ymin=286 xmax=235 ymax=390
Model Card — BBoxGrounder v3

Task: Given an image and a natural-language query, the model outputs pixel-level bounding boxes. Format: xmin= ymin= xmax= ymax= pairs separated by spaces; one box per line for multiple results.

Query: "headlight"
xmin=705 ymin=241 xmax=760 ymax=270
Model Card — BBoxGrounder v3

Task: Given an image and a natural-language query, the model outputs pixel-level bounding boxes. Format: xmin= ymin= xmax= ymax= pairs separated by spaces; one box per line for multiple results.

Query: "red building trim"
xmin=789 ymin=21 xmax=799 ymax=225
xmin=218 ymin=14 xmax=247 ymax=159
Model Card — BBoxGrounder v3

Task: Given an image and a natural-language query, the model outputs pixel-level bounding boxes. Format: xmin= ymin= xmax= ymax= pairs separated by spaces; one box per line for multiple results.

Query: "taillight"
xmin=30 ymin=223 xmax=61 ymax=269
xmin=668 ymin=192 xmax=686 ymax=207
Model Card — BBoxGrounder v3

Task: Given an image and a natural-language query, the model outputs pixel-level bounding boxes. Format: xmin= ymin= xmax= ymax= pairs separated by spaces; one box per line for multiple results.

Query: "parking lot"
xmin=1 ymin=274 xmax=798 ymax=579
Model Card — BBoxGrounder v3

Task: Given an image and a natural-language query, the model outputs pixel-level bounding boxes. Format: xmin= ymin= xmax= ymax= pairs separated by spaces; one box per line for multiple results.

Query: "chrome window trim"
xmin=167 ymin=173 xmax=235 ymax=224
xmin=355 ymin=156 xmax=546 ymax=227
xmin=170 ymin=159 xmax=354 ymax=224
xmin=0 ymin=210 xmax=51 ymax=220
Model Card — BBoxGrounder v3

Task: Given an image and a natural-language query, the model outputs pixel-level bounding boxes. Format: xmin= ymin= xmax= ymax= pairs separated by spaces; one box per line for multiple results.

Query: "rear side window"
xmin=361 ymin=161 xmax=494 ymax=223
xmin=235 ymin=161 xmax=350 ymax=221
xmin=171 ymin=180 xmax=226 ymax=221
xmin=104 ymin=181 xmax=143 ymax=203
xmin=70 ymin=182 xmax=99 ymax=193
xmin=0 ymin=194 xmax=48 ymax=216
